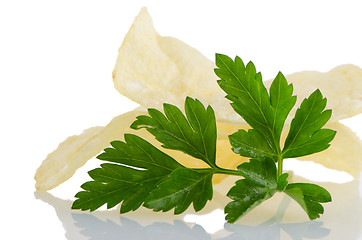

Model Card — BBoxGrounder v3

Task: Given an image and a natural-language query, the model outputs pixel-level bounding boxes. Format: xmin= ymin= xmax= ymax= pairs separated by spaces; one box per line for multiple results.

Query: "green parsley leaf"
xmin=98 ymin=134 xmax=183 ymax=172
xmin=144 ymin=168 xmax=213 ymax=214
xmin=72 ymin=134 xmax=183 ymax=213
xmin=73 ymin=98 xmax=217 ymax=215
xmin=215 ymin=54 xmax=296 ymax=156
xmin=229 ymin=129 xmax=276 ymax=159
xmin=225 ymin=158 xmax=283 ymax=223
xmin=131 ymin=97 xmax=217 ymax=167
xmin=284 ymin=183 xmax=332 ymax=220
xmin=276 ymin=173 xmax=289 ymax=191
xmin=282 ymin=89 xmax=337 ymax=158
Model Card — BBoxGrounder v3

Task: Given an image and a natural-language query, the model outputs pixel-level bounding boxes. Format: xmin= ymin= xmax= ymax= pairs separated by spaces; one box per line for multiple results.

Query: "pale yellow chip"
xmin=112 ymin=7 xmax=237 ymax=122
xmin=35 ymin=109 xmax=146 ymax=191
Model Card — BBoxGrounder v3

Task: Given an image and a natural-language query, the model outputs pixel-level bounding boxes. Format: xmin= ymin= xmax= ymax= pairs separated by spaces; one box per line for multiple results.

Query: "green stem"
xmin=214 ymin=167 xmax=242 ymax=176
xmin=277 ymin=154 xmax=283 ymax=178
xmin=193 ymin=167 xmax=241 ymax=176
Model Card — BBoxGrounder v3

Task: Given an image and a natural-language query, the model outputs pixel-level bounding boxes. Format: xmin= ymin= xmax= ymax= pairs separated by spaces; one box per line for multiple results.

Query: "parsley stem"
xmin=193 ymin=167 xmax=241 ymax=176
xmin=214 ymin=167 xmax=242 ymax=176
xmin=277 ymin=155 xmax=283 ymax=179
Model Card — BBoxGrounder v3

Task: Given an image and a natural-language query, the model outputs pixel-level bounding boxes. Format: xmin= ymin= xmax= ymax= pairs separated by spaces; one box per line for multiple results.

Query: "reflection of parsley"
xmin=72 ymin=54 xmax=335 ymax=223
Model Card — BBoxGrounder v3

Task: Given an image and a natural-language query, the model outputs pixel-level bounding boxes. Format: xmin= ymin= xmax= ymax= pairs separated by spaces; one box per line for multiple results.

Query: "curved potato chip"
xmin=112 ymin=8 xmax=237 ymax=122
xmin=35 ymin=109 xmax=146 ymax=191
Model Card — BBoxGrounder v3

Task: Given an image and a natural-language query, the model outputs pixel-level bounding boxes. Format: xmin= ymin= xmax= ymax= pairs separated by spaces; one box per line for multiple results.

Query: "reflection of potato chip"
xmin=35 ymin=109 xmax=146 ymax=191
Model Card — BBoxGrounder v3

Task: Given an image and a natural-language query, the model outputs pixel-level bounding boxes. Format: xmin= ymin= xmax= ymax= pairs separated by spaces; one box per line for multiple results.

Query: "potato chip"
xmin=35 ymin=109 xmax=146 ymax=191
xmin=112 ymin=7 xmax=238 ymax=122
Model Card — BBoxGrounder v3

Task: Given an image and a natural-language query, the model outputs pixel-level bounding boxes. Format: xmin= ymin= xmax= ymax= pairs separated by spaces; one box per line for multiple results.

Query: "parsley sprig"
xmin=215 ymin=54 xmax=335 ymax=222
xmin=72 ymin=54 xmax=335 ymax=223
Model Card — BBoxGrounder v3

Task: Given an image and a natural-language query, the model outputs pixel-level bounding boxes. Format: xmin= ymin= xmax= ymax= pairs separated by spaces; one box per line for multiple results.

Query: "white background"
xmin=1 ymin=0 xmax=361 ymax=239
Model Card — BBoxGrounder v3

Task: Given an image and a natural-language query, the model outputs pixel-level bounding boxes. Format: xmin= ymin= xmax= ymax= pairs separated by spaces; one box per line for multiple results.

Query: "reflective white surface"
xmin=1 ymin=1 xmax=362 ymax=239
xmin=34 ymin=172 xmax=362 ymax=240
